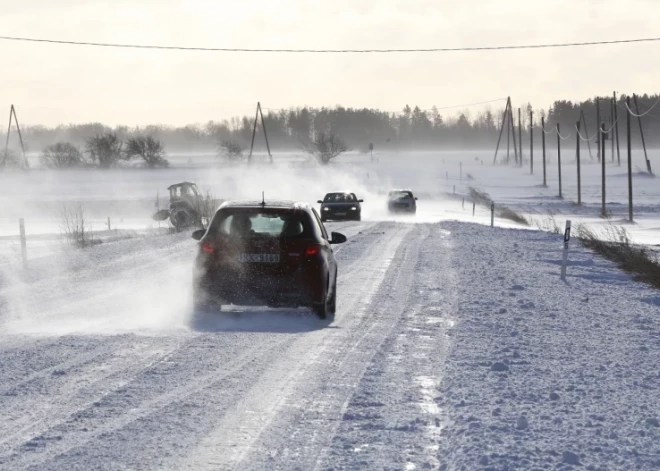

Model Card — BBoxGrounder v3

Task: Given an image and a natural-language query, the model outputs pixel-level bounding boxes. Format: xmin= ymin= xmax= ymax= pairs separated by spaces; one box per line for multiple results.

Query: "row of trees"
xmin=2 ymin=94 xmax=658 ymax=168
xmin=218 ymin=132 xmax=349 ymax=164
xmin=2 ymin=104 xmax=507 ymax=156
xmin=40 ymin=134 xmax=168 ymax=169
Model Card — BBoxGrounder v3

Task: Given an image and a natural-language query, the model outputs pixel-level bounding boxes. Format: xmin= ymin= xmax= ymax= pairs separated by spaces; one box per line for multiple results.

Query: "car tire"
xmin=313 ymin=279 xmax=335 ymax=321
xmin=355 ymin=213 xmax=361 ymax=221
xmin=328 ymin=273 xmax=337 ymax=316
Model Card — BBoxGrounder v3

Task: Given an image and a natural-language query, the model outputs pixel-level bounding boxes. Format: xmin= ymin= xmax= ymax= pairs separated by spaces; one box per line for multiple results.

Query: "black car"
xmin=387 ymin=189 xmax=417 ymax=214
xmin=318 ymin=192 xmax=364 ymax=222
xmin=192 ymin=200 xmax=347 ymax=320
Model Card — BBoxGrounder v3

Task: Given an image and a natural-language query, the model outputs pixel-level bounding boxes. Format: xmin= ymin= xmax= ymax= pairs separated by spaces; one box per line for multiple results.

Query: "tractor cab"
xmin=168 ymin=182 xmax=200 ymax=205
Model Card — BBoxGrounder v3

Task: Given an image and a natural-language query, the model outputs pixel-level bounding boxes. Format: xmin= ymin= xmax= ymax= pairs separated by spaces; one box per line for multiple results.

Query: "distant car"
xmin=387 ymin=189 xmax=417 ymax=214
xmin=192 ymin=200 xmax=347 ymax=320
xmin=318 ymin=192 xmax=364 ymax=222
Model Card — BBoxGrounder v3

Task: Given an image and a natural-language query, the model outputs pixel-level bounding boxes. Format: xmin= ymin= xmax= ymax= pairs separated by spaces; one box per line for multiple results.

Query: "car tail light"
xmin=305 ymin=244 xmax=321 ymax=256
xmin=201 ymin=241 xmax=215 ymax=254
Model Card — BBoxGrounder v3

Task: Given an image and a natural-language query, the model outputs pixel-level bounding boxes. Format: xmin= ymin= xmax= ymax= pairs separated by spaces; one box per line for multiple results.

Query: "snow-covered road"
xmin=0 ymin=219 xmax=658 ymax=470
xmin=0 ymin=221 xmax=455 ymax=470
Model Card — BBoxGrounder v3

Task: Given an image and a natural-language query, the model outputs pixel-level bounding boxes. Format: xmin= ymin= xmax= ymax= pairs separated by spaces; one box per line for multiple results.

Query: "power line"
xmin=624 ymin=96 xmax=660 ymax=117
xmin=0 ymin=35 xmax=659 ymax=53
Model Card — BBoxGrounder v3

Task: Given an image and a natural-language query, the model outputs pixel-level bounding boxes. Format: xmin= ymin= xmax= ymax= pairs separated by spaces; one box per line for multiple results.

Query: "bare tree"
xmin=59 ymin=203 xmax=94 ymax=248
xmin=85 ymin=133 xmax=124 ymax=169
xmin=124 ymin=135 xmax=169 ymax=168
xmin=217 ymin=140 xmax=245 ymax=162
xmin=41 ymin=142 xmax=85 ymax=169
xmin=304 ymin=133 xmax=349 ymax=164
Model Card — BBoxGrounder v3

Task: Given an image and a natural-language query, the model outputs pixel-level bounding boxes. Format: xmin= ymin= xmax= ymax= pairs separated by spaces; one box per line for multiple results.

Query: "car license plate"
xmin=335 ymin=212 xmax=346 ymax=216
xmin=238 ymin=253 xmax=280 ymax=263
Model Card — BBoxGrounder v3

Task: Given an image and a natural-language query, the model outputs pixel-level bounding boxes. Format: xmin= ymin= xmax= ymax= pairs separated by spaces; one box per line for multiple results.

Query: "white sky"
xmin=0 ymin=0 xmax=658 ymax=126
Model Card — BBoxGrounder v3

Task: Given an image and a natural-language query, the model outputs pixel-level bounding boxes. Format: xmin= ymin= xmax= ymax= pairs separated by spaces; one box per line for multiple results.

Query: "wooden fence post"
xmin=490 ymin=203 xmax=495 ymax=227
xmin=19 ymin=218 xmax=27 ymax=269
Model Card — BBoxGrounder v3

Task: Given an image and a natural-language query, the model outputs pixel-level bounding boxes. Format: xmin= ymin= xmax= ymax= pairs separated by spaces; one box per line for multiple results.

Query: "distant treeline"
xmin=4 ymin=94 xmax=660 ymax=154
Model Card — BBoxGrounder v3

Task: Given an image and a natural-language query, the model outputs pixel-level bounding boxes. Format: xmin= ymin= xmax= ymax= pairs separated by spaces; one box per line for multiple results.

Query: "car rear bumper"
xmin=388 ymin=204 xmax=416 ymax=213
xmin=194 ymin=268 xmax=324 ymax=307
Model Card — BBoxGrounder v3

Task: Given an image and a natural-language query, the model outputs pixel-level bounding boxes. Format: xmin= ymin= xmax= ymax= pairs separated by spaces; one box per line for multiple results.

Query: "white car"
xmin=387 ymin=189 xmax=417 ymax=214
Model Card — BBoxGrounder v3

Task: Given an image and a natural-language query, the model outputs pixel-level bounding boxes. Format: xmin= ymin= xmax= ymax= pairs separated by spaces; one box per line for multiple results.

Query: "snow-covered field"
xmin=0 ymin=151 xmax=658 ymax=470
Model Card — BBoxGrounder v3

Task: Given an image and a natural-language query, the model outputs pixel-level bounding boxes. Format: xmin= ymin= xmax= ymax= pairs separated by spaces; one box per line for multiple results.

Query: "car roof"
xmin=389 ymin=189 xmax=413 ymax=192
xmin=324 ymin=191 xmax=356 ymax=195
xmin=219 ymin=200 xmax=311 ymax=210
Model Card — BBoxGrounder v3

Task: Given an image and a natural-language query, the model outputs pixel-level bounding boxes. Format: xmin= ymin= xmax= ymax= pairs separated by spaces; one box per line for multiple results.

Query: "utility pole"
xmin=541 ymin=117 xmax=547 ymax=186
xmin=557 ymin=123 xmax=562 ymax=198
xmin=529 ymin=110 xmax=534 ymax=174
xmin=518 ymin=108 xmax=523 ymax=166
xmin=506 ymin=102 xmax=511 ymax=164
xmin=576 ymin=121 xmax=581 ymax=205
xmin=627 ymin=96 xmax=633 ymax=222
xmin=493 ymin=97 xmax=511 ymax=164
xmin=580 ymin=110 xmax=594 ymax=160
xmin=610 ymin=108 xmax=614 ymax=161
xmin=613 ymin=91 xmax=621 ymax=166
xmin=596 ymin=97 xmax=601 ymax=163
xmin=509 ymin=104 xmax=518 ymax=164
xmin=601 ymin=123 xmax=606 ymax=217
xmin=633 ymin=94 xmax=652 ymax=174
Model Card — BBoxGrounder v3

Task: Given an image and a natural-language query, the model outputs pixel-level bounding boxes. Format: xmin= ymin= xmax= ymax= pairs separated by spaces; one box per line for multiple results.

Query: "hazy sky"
xmin=0 ymin=0 xmax=658 ymax=126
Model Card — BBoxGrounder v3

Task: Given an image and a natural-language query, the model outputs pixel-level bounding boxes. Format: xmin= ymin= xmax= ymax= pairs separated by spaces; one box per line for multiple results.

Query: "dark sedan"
xmin=318 ymin=192 xmax=364 ymax=222
xmin=192 ymin=200 xmax=346 ymax=320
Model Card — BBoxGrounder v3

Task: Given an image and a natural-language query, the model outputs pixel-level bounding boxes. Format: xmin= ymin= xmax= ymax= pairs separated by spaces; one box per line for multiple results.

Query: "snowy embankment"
xmin=435 ymin=222 xmax=660 ymax=471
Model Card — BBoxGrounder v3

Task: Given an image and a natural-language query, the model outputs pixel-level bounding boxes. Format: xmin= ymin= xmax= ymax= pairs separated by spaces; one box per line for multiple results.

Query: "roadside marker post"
xmin=490 ymin=203 xmax=495 ymax=227
xmin=19 ymin=218 xmax=27 ymax=269
xmin=472 ymin=202 xmax=476 ymax=216
xmin=107 ymin=217 xmax=111 ymax=231
xmin=561 ymin=220 xmax=572 ymax=280
xmin=462 ymin=198 xmax=465 ymax=209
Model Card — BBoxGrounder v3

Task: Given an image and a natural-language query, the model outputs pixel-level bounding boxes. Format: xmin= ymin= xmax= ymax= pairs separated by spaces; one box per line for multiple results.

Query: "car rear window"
xmin=389 ymin=191 xmax=413 ymax=199
xmin=207 ymin=209 xmax=311 ymax=239
xmin=324 ymin=193 xmax=356 ymax=202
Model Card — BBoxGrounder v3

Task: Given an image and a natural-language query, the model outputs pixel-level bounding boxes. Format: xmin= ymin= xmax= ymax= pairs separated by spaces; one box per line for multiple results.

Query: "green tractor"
xmin=152 ymin=182 xmax=205 ymax=231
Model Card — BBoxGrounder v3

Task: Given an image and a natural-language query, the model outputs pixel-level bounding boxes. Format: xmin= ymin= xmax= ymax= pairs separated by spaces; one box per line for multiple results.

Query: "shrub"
xmin=303 ymin=133 xmax=349 ymax=164
xmin=41 ymin=142 xmax=84 ymax=168
xmin=85 ymin=133 xmax=123 ymax=169
xmin=124 ymin=135 xmax=169 ymax=168
xmin=468 ymin=186 xmax=529 ymax=226
xmin=217 ymin=140 xmax=245 ymax=162
xmin=576 ymin=223 xmax=660 ymax=290
xmin=60 ymin=203 xmax=94 ymax=248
